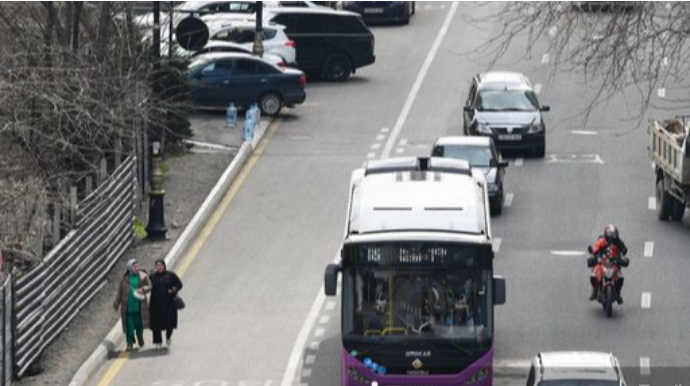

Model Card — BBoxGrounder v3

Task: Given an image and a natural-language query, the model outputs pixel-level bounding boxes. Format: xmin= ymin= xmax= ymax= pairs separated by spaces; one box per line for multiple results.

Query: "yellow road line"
xmin=93 ymin=117 xmax=281 ymax=386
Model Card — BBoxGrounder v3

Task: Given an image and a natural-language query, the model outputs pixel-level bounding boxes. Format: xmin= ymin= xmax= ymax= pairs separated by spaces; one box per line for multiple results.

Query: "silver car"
xmin=527 ymin=351 xmax=627 ymax=386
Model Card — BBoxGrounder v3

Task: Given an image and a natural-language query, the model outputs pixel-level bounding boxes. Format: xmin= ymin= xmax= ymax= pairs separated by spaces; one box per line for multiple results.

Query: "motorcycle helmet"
xmin=604 ymin=224 xmax=619 ymax=242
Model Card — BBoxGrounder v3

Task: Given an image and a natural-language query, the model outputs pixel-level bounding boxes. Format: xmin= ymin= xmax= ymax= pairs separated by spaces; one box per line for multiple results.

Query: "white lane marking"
xmin=514 ymin=158 xmax=524 ymax=167
xmin=658 ymin=88 xmax=666 ymax=98
xmin=319 ymin=315 xmax=330 ymax=324
xmin=381 ymin=2 xmax=459 ymax=159
xmin=366 ymin=152 xmax=376 ymax=160
xmin=534 ymin=84 xmax=542 ymax=94
xmin=376 ymin=134 xmax=385 ymax=141
xmin=381 ymin=127 xmax=390 ymax=133
xmin=546 ymin=154 xmax=604 ymax=164
xmin=662 ymin=56 xmax=669 ymax=66
xmin=399 ymin=138 xmax=409 ymax=146
xmin=652 ymin=161 xmax=656 ymax=170
xmin=371 ymin=143 xmax=381 ymax=150
xmin=640 ymin=357 xmax=651 ymax=376
xmin=644 ymin=242 xmax=654 ymax=258
xmin=550 ymin=251 xmax=586 ymax=256
xmin=424 ymin=4 xmax=431 ymax=9
xmin=325 ymin=301 xmax=336 ymax=311
xmin=541 ymin=53 xmax=550 ymax=64
xmin=314 ymin=328 xmax=325 ymax=338
xmin=280 ymin=254 xmax=339 ymax=386
xmin=396 ymin=148 xmax=404 ymax=155
xmin=492 ymin=238 xmax=502 ymax=253
xmin=648 ymin=197 xmax=657 ymax=211
xmin=309 ymin=341 xmax=320 ymax=350
xmin=504 ymin=193 xmax=514 ymax=208
xmin=301 ymin=368 xmax=312 ymax=378
xmin=495 ymin=359 xmax=531 ymax=368
xmin=641 ymin=292 xmax=652 ymax=309
xmin=570 ymin=130 xmax=598 ymax=135
xmin=592 ymin=34 xmax=605 ymax=41
xmin=548 ymin=26 xmax=558 ymax=37
xmin=440 ymin=4 xmax=446 ymax=9
xmin=305 ymin=355 xmax=316 ymax=365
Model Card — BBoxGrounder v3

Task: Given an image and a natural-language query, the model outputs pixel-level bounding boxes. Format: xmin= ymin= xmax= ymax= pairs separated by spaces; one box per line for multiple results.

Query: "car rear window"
xmin=326 ymin=14 xmax=369 ymax=34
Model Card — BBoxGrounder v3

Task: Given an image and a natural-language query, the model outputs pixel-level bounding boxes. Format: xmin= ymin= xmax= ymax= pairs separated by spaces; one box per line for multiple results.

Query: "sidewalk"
xmin=15 ymin=112 xmax=266 ymax=386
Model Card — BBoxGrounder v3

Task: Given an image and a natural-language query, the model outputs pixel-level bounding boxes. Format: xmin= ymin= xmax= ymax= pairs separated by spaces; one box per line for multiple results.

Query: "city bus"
xmin=324 ymin=157 xmax=506 ymax=386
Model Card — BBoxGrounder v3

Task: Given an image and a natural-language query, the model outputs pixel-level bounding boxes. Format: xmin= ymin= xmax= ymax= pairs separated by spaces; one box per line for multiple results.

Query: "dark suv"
xmin=341 ymin=1 xmax=415 ymax=25
xmin=265 ymin=8 xmax=376 ymax=81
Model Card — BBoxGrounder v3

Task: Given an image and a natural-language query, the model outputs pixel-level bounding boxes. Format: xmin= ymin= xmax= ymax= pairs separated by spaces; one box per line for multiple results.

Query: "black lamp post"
xmin=146 ymin=141 xmax=168 ymax=240
xmin=252 ymin=1 xmax=264 ymax=57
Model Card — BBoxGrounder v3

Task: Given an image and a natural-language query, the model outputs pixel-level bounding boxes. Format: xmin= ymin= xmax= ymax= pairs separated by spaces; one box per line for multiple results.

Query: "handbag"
xmin=174 ymin=295 xmax=186 ymax=310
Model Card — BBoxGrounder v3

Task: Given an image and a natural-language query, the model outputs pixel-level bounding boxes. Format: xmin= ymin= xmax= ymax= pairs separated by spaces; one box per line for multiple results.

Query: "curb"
xmin=68 ymin=118 xmax=272 ymax=386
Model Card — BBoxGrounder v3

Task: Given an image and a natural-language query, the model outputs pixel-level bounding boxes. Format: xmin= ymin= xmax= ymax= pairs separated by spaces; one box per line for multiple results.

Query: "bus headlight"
xmin=464 ymin=366 xmax=491 ymax=385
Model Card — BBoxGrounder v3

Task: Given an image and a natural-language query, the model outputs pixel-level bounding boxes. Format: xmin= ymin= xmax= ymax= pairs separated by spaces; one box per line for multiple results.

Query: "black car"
xmin=432 ymin=136 xmax=508 ymax=216
xmin=188 ymin=53 xmax=307 ymax=116
xmin=463 ymin=71 xmax=550 ymax=157
xmin=264 ymin=8 xmax=376 ymax=81
xmin=341 ymin=1 xmax=415 ymax=25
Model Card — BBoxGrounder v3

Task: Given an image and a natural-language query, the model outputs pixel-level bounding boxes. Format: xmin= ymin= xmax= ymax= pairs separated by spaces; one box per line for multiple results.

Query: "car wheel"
xmin=323 ymin=53 xmax=352 ymax=82
xmin=656 ymin=178 xmax=673 ymax=221
xmin=491 ymin=192 xmax=503 ymax=216
xmin=258 ymin=92 xmax=283 ymax=116
xmin=671 ymin=197 xmax=686 ymax=222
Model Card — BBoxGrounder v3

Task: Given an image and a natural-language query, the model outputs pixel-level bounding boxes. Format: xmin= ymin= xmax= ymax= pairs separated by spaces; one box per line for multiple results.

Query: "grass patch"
xmin=133 ymin=217 xmax=147 ymax=239
xmin=160 ymin=160 xmax=170 ymax=174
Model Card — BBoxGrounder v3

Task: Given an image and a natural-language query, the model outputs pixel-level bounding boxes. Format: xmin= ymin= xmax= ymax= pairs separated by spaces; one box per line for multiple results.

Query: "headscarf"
xmin=154 ymin=259 xmax=167 ymax=271
xmin=127 ymin=259 xmax=137 ymax=274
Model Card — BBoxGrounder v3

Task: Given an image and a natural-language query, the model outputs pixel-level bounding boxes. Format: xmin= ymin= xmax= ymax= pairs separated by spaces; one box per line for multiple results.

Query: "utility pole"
xmin=252 ymin=1 xmax=264 ymax=57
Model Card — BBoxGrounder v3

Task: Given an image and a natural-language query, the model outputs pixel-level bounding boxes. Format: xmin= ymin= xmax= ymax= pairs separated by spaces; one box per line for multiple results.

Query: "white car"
xmin=205 ymin=20 xmax=297 ymax=66
xmin=179 ymin=41 xmax=286 ymax=68
xmin=134 ymin=1 xmax=281 ymax=28
xmin=527 ymin=351 xmax=628 ymax=386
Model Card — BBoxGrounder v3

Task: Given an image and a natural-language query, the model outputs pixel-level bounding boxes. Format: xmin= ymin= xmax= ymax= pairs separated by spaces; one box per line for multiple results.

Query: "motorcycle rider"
xmin=589 ymin=224 xmax=629 ymax=304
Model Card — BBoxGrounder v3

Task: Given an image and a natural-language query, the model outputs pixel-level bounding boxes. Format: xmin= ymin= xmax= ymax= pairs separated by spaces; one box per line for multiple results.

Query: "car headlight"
xmin=528 ymin=123 xmax=543 ymax=133
xmin=464 ymin=366 xmax=491 ymax=385
xmin=476 ymin=122 xmax=492 ymax=134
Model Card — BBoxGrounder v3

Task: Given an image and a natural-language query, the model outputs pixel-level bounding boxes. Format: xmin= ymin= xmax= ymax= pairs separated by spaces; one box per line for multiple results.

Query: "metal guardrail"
xmin=12 ymin=155 xmax=137 ymax=378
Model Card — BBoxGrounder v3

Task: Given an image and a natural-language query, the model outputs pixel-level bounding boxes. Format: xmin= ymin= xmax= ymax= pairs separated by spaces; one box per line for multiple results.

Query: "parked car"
xmin=341 ymin=1 xmax=415 ymax=25
xmin=188 ymin=52 xmax=306 ymax=116
xmin=135 ymin=1 xmax=281 ymax=28
xmin=205 ymin=20 xmax=297 ymax=66
xmin=463 ymin=71 xmax=550 ymax=157
xmin=527 ymin=351 xmax=628 ymax=386
xmin=263 ymin=7 xmax=376 ymax=81
xmin=279 ymin=1 xmax=325 ymax=8
xmin=432 ymin=136 xmax=508 ymax=215
xmin=180 ymin=41 xmax=286 ymax=68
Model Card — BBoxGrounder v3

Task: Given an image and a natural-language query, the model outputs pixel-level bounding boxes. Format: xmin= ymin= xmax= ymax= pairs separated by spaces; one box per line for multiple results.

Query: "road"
xmin=88 ymin=3 xmax=690 ymax=386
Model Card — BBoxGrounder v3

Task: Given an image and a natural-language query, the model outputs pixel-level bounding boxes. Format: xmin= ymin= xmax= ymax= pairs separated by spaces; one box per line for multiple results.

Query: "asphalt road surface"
xmin=87 ymin=3 xmax=690 ymax=386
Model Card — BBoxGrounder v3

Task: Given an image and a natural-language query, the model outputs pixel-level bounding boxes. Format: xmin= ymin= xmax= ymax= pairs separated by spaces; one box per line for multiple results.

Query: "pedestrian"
xmin=113 ymin=259 xmax=151 ymax=352
xmin=148 ymin=259 xmax=183 ymax=349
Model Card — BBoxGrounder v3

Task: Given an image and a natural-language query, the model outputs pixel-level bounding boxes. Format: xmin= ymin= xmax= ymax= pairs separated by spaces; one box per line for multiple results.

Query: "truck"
xmin=648 ymin=117 xmax=690 ymax=222
xmin=324 ymin=156 xmax=506 ymax=386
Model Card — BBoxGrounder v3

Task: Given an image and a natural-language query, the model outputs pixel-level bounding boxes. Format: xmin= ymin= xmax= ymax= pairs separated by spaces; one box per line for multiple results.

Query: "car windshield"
xmin=443 ymin=146 xmax=493 ymax=168
xmin=476 ymin=89 xmax=539 ymax=112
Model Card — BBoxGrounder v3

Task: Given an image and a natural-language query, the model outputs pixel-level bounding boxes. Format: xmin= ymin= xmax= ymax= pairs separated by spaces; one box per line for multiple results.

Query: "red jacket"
xmin=592 ymin=237 xmax=628 ymax=259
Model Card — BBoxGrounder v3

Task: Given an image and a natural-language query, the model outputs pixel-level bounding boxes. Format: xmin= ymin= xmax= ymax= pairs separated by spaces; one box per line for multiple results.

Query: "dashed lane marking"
xmin=534 ymin=84 xmax=542 ymax=94
xmin=371 ymin=143 xmax=381 ymax=150
xmin=396 ymin=148 xmax=404 ymax=155
xmin=309 ymin=341 xmax=320 ymax=350
xmin=399 ymin=138 xmax=409 ymax=146
xmin=493 ymin=238 xmax=502 ymax=253
xmin=640 ymin=357 xmax=651 ymax=376
xmin=376 ymin=134 xmax=385 ymax=141
xmin=550 ymin=251 xmax=586 ymax=256
xmin=504 ymin=193 xmax=514 ymax=208
xmin=644 ymin=241 xmax=654 ymax=258
xmin=514 ymin=158 xmax=524 ymax=167
xmin=648 ymin=197 xmax=657 ymax=211
xmin=381 ymin=127 xmax=390 ymax=133
xmin=366 ymin=152 xmax=376 ymax=160
xmin=641 ymin=292 xmax=652 ymax=309
xmin=541 ymin=53 xmax=550 ymax=64
xmin=305 ymin=355 xmax=316 ymax=365
xmin=570 ymin=130 xmax=598 ymax=135
xmin=658 ymin=88 xmax=666 ymax=98
xmin=549 ymin=26 xmax=558 ymax=36
xmin=325 ymin=301 xmax=336 ymax=311
xmin=319 ymin=315 xmax=330 ymax=324
xmin=314 ymin=328 xmax=325 ymax=338
xmin=301 ymin=368 xmax=312 ymax=378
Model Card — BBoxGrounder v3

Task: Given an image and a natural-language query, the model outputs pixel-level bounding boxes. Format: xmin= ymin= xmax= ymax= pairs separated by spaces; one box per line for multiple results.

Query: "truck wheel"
xmin=671 ymin=197 xmax=686 ymax=222
xmin=656 ymin=178 xmax=673 ymax=221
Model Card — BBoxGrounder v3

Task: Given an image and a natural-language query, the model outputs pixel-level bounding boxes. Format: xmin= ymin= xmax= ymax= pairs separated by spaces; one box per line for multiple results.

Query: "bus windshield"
xmin=342 ymin=242 xmax=493 ymax=347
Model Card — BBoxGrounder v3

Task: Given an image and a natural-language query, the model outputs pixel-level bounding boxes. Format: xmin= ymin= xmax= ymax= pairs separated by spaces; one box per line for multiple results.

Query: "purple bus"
xmin=324 ymin=157 xmax=506 ymax=386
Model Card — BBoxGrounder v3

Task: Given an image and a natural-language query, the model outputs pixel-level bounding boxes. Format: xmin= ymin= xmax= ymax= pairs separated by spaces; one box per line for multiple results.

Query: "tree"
xmin=481 ymin=2 xmax=688 ymax=120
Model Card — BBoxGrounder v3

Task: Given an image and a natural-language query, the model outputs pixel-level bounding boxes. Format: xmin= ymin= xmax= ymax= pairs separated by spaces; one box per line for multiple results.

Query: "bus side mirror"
xmin=493 ymin=275 xmax=506 ymax=305
xmin=325 ymin=264 xmax=340 ymax=296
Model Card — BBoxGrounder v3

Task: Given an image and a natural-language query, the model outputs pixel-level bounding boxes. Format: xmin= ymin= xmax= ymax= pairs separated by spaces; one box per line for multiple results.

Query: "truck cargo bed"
xmin=648 ymin=119 xmax=690 ymax=185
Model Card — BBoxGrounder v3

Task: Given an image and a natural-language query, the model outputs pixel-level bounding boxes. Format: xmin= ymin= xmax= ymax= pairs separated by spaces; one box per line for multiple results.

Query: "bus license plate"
xmin=365 ymin=8 xmax=385 ymax=14
xmin=498 ymin=134 xmax=522 ymax=141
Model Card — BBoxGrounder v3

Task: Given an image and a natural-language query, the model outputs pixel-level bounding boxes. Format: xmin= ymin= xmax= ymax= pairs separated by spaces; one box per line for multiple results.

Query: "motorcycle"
xmin=587 ymin=246 xmax=628 ymax=318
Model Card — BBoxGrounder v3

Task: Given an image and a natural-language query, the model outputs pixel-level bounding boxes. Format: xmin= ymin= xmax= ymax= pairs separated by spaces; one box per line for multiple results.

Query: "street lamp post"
xmin=146 ymin=142 xmax=168 ymax=241
xmin=252 ymin=1 xmax=264 ymax=57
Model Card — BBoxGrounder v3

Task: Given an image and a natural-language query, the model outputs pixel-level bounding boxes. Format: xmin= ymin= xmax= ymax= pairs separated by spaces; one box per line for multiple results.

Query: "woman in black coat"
xmin=149 ymin=259 xmax=183 ymax=348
